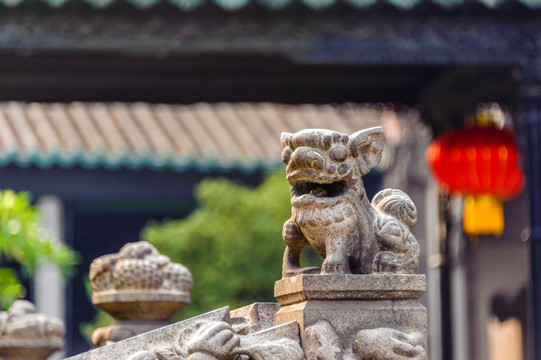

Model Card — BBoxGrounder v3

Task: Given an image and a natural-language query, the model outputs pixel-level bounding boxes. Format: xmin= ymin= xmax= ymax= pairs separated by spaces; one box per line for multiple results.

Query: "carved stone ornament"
xmin=71 ymin=127 xmax=428 ymax=360
xmin=0 ymin=300 xmax=65 ymax=360
xmin=275 ymin=127 xmax=428 ymax=359
xmin=90 ymin=241 xmax=193 ymax=346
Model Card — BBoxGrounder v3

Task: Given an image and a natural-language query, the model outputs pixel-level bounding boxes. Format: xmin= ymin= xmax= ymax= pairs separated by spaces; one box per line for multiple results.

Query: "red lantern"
xmin=427 ymin=126 xmax=524 ymax=235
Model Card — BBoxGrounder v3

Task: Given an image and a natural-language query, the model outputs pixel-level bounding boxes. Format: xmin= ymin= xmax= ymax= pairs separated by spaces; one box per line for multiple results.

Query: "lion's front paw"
xmin=282 ymin=219 xmax=307 ymax=247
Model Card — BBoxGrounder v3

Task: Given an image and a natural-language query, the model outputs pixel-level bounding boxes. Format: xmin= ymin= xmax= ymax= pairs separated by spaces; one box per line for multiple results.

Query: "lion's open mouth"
xmin=293 ymin=180 xmax=347 ymax=198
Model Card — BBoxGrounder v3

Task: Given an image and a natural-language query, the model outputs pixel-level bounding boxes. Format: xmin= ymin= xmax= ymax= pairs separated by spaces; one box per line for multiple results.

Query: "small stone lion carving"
xmin=280 ymin=127 xmax=420 ymax=277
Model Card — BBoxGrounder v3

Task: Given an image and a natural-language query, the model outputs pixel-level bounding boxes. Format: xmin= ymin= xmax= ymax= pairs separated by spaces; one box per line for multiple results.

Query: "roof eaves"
xmin=0 ymin=150 xmax=280 ymax=174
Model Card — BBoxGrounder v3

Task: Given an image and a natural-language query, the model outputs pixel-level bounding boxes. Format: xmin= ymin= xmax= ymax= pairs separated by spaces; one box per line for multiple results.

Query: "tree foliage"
xmin=142 ymin=170 xmax=320 ymax=319
xmin=0 ymin=190 xmax=79 ymax=309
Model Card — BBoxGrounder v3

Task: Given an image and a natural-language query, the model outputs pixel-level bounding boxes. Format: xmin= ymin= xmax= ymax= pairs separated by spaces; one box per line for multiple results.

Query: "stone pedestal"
xmin=0 ymin=339 xmax=64 ymax=360
xmin=275 ymin=274 xmax=427 ymax=356
xmin=93 ymin=291 xmax=191 ymax=320
xmin=91 ymin=291 xmax=190 ymax=345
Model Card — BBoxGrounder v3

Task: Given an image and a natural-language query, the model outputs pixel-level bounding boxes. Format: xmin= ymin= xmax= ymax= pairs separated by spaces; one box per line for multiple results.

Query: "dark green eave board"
xmin=0 ymin=150 xmax=283 ymax=175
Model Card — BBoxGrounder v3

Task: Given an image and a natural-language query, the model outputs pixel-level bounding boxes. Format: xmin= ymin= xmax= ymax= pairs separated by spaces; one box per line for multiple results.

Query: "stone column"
xmin=447 ymin=196 xmax=470 ymax=360
xmin=35 ymin=196 xmax=65 ymax=360
xmin=35 ymin=196 xmax=65 ymax=322
xmin=89 ymin=241 xmax=193 ymax=346
xmin=0 ymin=300 xmax=65 ymax=360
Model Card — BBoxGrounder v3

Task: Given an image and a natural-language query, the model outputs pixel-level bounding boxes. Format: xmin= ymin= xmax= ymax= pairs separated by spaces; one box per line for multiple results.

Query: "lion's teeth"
xmin=310 ymin=187 xmax=328 ymax=197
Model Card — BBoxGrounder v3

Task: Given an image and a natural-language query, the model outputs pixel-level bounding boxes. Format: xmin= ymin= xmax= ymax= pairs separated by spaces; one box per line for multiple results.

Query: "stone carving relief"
xmin=280 ymin=127 xmax=419 ymax=278
xmin=351 ymin=328 xmax=425 ymax=360
xmin=125 ymin=310 xmax=304 ymax=360
xmin=182 ymin=320 xmax=303 ymax=360
xmin=304 ymin=320 xmax=343 ymax=360
xmin=304 ymin=321 xmax=426 ymax=360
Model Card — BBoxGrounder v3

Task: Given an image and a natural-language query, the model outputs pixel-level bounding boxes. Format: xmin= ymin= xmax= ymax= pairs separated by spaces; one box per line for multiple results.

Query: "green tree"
xmin=0 ymin=190 xmax=79 ymax=310
xmin=142 ymin=170 xmax=320 ymax=319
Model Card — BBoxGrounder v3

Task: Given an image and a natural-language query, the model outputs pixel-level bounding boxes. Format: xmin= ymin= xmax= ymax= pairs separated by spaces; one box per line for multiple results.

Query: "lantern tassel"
xmin=463 ymin=195 xmax=504 ymax=236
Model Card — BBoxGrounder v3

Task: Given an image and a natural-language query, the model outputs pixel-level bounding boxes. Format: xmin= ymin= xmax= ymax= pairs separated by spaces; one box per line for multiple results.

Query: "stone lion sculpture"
xmin=280 ymin=127 xmax=420 ymax=278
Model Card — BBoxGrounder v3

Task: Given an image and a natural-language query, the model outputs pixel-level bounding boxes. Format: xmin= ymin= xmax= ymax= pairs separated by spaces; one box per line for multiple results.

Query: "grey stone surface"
xmin=0 ymin=300 xmax=64 ymax=360
xmin=275 ymin=274 xmax=426 ymax=305
xmin=91 ymin=319 xmax=170 ymax=347
xmin=230 ymin=302 xmax=280 ymax=335
xmin=89 ymin=241 xmax=193 ymax=346
xmin=280 ymin=127 xmax=420 ymax=278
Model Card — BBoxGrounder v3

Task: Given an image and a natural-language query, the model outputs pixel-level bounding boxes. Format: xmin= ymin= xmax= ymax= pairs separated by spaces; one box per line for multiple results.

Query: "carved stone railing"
xmin=68 ymin=306 xmax=303 ymax=360
xmin=0 ymin=300 xmax=65 ymax=360
xmin=69 ymin=127 xmax=428 ymax=360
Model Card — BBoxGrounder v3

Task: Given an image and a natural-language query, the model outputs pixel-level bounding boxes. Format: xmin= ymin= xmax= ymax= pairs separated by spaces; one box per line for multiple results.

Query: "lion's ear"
xmin=281 ymin=132 xmax=293 ymax=149
xmin=348 ymin=127 xmax=384 ymax=175
xmin=281 ymin=132 xmax=294 ymax=165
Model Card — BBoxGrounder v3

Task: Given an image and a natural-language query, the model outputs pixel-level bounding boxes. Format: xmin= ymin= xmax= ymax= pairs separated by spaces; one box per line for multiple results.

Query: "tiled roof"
xmin=0 ymin=102 xmax=383 ymax=173
xmin=2 ymin=0 xmax=539 ymax=10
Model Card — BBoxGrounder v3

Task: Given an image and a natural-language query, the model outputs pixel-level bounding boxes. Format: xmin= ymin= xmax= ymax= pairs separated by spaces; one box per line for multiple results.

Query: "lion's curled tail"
xmin=371 ymin=188 xmax=420 ymax=274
